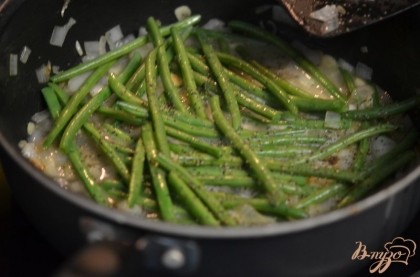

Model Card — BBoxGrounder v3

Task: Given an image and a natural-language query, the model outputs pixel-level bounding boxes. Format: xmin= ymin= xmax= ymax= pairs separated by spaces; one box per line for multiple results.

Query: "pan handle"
xmin=54 ymin=218 xmax=201 ymax=277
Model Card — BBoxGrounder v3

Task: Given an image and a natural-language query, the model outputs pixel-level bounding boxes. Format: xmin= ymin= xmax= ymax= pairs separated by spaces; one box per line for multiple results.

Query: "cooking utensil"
xmin=277 ymin=0 xmax=420 ymax=37
xmin=0 ymin=0 xmax=419 ymax=276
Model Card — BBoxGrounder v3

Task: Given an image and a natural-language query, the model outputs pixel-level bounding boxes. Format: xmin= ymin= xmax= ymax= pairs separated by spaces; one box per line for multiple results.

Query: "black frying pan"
xmin=1 ymin=0 xmax=420 ymax=276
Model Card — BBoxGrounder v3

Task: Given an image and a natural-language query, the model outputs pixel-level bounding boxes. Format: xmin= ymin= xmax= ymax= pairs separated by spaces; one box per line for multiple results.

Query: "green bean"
xmin=338 ymin=151 xmax=415 ymax=207
xmin=103 ymin=123 xmax=134 ymax=143
xmin=147 ymin=17 xmax=187 ymax=113
xmin=352 ymin=122 xmax=370 ymax=171
xmin=196 ymin=31 xmax=242 ymax=130
xmin=217 ymin=52 xmax=298 ymax=114
xmin=250 ymin=60 xmax=314 ymax=99
xmin=142 ymin=124 xmax=174 ymax=221
xmin=341 ymin=96 xmax=420 ymax=120
xmin=83 ymin=123 xmax=131 ymax=182
xmin=44 ymin=62 xmax=114 ymax=147
xmin=228 ymin=21 xmax=346 ymax=103
xmin=125 ymin=63 xmax=145 ymax=92
xmin=127 ymin=138 xmax=145 ymax=207
xmin=165 ymin=126 xmax=224 ymax=158
xmin=294 ymin=124 xmax=397 ymax=164
xmin=210 ymin=95 xmax=285 ymax=205
xmin=156 ymin=153 xmax=237 ymax=226
xmin=41 ymin=87 xmax=62 ymax=120
xmin=339 ymin=68 xmax=356 ymax=98
xmin=117 ymin=101 xmax=220 ymax=138
xmin=97 ymin=107 xmax=144 ymax=125
xmin=60 ymin=53 xmax=142 ymax=151
xmin=171 ymin=27 xmax=207 ymax=118
xmin=289 ymin=95 xmax=347 ymax=113
xmin=167 ymin=172 xmax=220 ymax=226
xmin=359 ymin=131 xmax=419 ymax=179
xmin=213 ymin=192 xmax=307 ymax=219
xmin=145 ymin=48 xmax=171 ymax=155
xmin=295 ymin=183 xmax=349 ymax=209
xmin=48 ymin=83 xmax=69 ymax=104
xmin=50 ymin=15 xmax=202 ymax=83
xmin=66 ymin=142 xmax=110 ymax=206
xmin=108 ymin=73 xmax=147 ymax=107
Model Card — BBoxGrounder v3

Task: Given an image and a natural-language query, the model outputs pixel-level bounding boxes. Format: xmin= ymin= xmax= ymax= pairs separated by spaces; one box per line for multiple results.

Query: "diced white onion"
xmin=9 ymin=53 xmax=18 ymax=76
xmin=50 ymin=17 xmax=77 ymax=47
xmin=52 ymin=65 xmax=61 ymax=74
xmin=67 ymin=71 xmax=91 ymax=93
xmin=338 ymin=58 xmax=354 ymax=73
xmin=105 ymin=25 xmax=124 ymax=50
xmin=355 ymin=62 xmax=373 ymax=80
xmin=84 ymin=41 xmax=100 ymax=57
xmin=31 ymin=110 xmax=50 ymax=123
xmin=202 ymin=18 xmax=226 ymax=31
xmin=324 ymin=111 xmax=341 ymax=129
xmin=371 ymin=136 xmax=396 ymax=159
xmin=19 ymin=46 xmax=32 ymax=64
xmin=174 ymin=5 xmax=191 ymax=21
xmin=309 ymin=5 xmax=342 ymax=34
xmin=138 ymin=26 xmax=147 ymax=36
xmin=35 ymin=63 xmax=51 ymax=83
xmin=75 ymin=40 xmax=83 ymax=56
xmin=98 ymin=35 xmax=107 ymax=55
xmin=115 ymin=34 xmax=136 ymax=49
xmin=360 ymin=46 xmax=369 ymax=54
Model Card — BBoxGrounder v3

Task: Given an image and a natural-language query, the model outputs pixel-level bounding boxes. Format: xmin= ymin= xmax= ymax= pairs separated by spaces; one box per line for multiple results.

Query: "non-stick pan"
xmin=1 ymin=0 xmax=419 ymax=276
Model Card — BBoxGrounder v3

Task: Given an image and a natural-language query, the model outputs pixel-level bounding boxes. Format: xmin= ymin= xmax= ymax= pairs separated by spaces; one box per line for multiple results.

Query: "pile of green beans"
xmin=38 ymin=15 xmax=419 ymax=226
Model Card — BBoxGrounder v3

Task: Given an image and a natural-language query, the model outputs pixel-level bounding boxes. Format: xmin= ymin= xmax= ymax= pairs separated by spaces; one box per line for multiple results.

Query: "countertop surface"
xmin=1 ymin=162 xmax=420 ymax=277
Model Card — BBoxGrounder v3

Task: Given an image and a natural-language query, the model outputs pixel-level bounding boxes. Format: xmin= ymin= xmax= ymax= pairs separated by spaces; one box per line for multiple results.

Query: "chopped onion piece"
xmin=355 ymin=62 xmax=373 ymax=80
xmin=310 ymin=5 xmax=343 ymax=34
xmin=98 ymin=35 xmax=107 ymax=55
xmin=202 ymin=18 xmax=226 ymax=31
xmin=115 ymin=34 xmax=136 ymax=48
xmin=52 ymin=65 xmax=61 ymax=74
xmin=75 ymin=40 xmax=83 ymax=56
xmin=292 ymin=41 xmax=322 ymax=65
xmin=371 ymin=136 xmax=396 ymax=159
xmin=9 ymin=53 xmax=18 ymax=76
xmin=35 ymin=62 xmax=51 ymax=83
xmin=105 ymin=25 xmax=124 ymax=50
xmin=19 ymin=46 xmax=32 ymax=64
xmin=338 ymin=58 xmax=354 ymax=73
xmin=138 ymin=26 xmax=147 ymax=36
xmin=324 ymin=111 xmax=341 ymax=129
xmin=84 ymin=41 xmax=100 ymax=56
xmin=50 ymin=17 xmax=77 ymax=47
xmin=67 ymin=71 xmax=91 ymax=93
xmin=174 ymin=5 xmax=191 ymax=21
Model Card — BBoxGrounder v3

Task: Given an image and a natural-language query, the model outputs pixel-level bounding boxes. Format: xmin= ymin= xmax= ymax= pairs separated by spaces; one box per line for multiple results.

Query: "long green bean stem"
xmin=128 ymin=138 xmax=145 ymax=207
xmin=167 ymin=172 xmax=220 ymax=226
xmin=156 ymin=153 xmax=237 ymax=226
xmin=171 ymin=27 xmax=207 ymax=118
xmin=44 ymin=62 xmax=115 ymax=147
xmin=142 ymin=124 xmax=174 ymax=221
xmin=227 ymin=21 xmax=345 ymax=103
xmin=338 ymin=151 xmax=415 ymax=207
xmin=210 ymin=95 xmax=285 ymax=205
xmin=342 ymin=95 xmax=420 ymax=120
xmin=60 ymin=53 xmax=142 ymax=151
xmin=41 ymin=87 xmax=62 ymax=119
xmin=196 ymin=31 xmax=242 ymax=130
xmin=50 ymin=15 xmax=201 ymax=83
xmin=145 ymin=48 xmax=171 ymax=155
xmin=147 ymin=17 xmax=187 ymax=113
xmin=217 ymin=52 xmax=298 ymax=114
xmin=294 ymin=124 xmax=397 ymax=164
